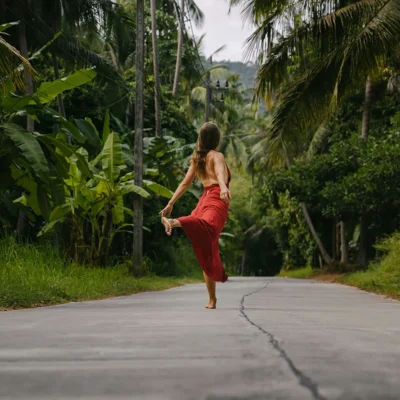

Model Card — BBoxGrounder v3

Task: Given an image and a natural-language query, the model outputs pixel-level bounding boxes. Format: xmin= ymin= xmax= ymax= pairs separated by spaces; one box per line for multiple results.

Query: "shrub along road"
xmin=0 ymin=278 xmax=399 ymax=399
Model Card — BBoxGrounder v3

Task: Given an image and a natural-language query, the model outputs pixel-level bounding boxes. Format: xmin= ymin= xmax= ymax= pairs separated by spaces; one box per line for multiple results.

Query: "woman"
xmin=160 ymin=122 xmax=231 ymax=310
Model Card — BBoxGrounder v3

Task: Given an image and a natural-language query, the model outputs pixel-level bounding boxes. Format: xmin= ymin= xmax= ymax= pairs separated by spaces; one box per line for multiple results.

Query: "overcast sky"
xmin=192 ymin=0 xmax=254 ymax=62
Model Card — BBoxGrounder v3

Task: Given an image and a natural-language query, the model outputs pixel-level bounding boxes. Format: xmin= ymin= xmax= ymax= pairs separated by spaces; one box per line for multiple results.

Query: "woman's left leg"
xmin=203 ymin=271 xmax=217 ymax=309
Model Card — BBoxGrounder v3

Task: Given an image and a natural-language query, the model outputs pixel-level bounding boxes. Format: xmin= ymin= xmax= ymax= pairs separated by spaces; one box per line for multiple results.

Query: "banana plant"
xmin=35 ymin=111 xmax=173 ymax=266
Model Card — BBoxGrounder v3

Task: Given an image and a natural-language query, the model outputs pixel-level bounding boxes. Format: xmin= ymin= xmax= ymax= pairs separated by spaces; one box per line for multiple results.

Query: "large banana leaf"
xmin=116 ymin=180 xmax=151 ymax=199
xmin=2 ymin=69 xmax=96 ymax=110
xmin=11 ymin=166 xmax=40 ymax=215
xmin=102 ymin=132 xmax=124 ymax=186
xmin=102 ymin=109 xmax=111 ymax=146
xmin=75 ymin=118 xmax=101 ymax=148
xmin=143 ymin=180 xmax=174 ymax=199
xmin=36 ymin=135 xmax=93 ymax=178
xmin=2 ymin=123 xmax=49 ymax=180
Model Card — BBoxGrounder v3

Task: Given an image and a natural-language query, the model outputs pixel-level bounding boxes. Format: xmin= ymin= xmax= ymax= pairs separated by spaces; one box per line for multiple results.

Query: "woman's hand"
xmin=160 ymin=203 xmax=174 ymax=217
xmin=220 ymin=187 xmax=231 ymax=204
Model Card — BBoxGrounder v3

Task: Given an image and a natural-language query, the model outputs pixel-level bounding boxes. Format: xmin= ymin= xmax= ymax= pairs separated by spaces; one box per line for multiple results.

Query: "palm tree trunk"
xmin=52 ymin=52 xmax=70 ymax=144
xmin=358 ymin=77 xmax=373 ymax=267
xmin=132 ymin=0 xmax=145 ymax=276
xmin=52 ymin=52 xmax=66 ymax=119
xmin=340 ymin=221 xmax=348 ymax=264
xmin=361 ymin=77 xmax=373 ymax=141
xmin=18 ymin=20 xmax=34 ymax=132
xmin=172 ymin=0 xmax=185 ymax=96
xmin=332 ymin=218 xmax=338 ymax=261
xmin=17 ymin=19 xmax=33 ymax=235
xmin=300 ymin=202 xmax=334 ymax=267
xmin=150 ymin=0 xmax=162 ymax=137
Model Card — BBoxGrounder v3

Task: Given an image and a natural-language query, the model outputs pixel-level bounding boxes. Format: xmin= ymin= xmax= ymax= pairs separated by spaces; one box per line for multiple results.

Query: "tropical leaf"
xmin=75 ymin=117 xmax=102 ymax=148
xmin=102 ymin=132 xmax=124 ymax=186
xmin=143 ymin=180 xmax=174 ymax=199
xmin=102 ymin=109 xmax=111 ymax=145
xmin=38 ymin=218 xmax=66 ymax=237
xmin=2 ymin=68 xmax=96 ymax=110
xmin=116 ymin=180 xmax=151 ymax=198
xmin=36 ymin=134 xmax=93 ymax=178
xmin=1 ymin=123 xmax=49 ymax=180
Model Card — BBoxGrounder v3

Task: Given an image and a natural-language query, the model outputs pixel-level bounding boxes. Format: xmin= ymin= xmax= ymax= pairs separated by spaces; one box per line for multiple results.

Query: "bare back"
xmin=200 ymin=150 xmax=229 ymax=187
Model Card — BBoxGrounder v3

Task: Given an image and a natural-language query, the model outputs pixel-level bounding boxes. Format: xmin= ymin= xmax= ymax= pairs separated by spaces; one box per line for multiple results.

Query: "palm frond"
xmin=185 ymin=0 xmax=205 ymax=28
xmin=0 ymin=34 xmax=34 ymax=93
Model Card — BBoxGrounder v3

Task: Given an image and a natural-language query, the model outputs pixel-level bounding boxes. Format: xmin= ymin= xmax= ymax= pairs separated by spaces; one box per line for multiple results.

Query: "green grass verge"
xmin=338 ymin=234 xmax=400 ymax=299
xmin=278 ymin=266 xmax=314 ymax=279
xmin=278 ymin=233 xmax=400 ymax=299
xmin=0 ymin=236 xmax=201 ymax=310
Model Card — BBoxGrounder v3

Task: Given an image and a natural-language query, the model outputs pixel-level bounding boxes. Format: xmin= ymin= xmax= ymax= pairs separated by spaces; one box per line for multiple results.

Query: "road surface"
xmin=1 ymin=278 xmax=400 ymax=400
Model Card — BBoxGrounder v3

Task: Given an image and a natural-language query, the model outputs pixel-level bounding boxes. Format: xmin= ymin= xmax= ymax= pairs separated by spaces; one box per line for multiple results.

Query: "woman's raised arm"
xmin=160 ymin=163 xmax=197 ymax=217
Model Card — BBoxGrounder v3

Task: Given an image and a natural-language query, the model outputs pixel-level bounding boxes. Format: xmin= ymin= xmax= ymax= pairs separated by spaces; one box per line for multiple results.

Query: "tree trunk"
xmin=340 ymin=221 xmax=348 ymax=264
xmin=332 ymin=218 xmax=338 ymax=261
xmin=358 ymin=77 xmax=373 ymax=267
xmin=300 ymin=202 xmax=334 ymax=267
xmin=150 ymin=0 xmax=162 ymax=137
xmin=52 ymin=52 xmax=70 ymax=144
xmin=132 ymin=0 xmax=145 ymax=276
xmin=16 ymin=19 xmax=33 ymax=235
xmin=52 ymin=52 xmax=67 ymax=119
xmin=172 ymin=0 xmax=184 ymax=96
xmin=361 ymin=77 xmax=373 ymax=141
xmin=241 ymin=249 xmax=246 ymax=276
xmin=357 ymin=218 xmax=368 ymax=268
xmin=98 ymin=206 xmax=113 ymax=267
xmin=18 ymin=20 xmax=34 ymax=132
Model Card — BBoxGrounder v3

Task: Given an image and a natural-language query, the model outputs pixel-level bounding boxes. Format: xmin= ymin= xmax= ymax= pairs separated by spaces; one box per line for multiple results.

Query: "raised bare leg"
xmin=203 ymin=271 xmax=217 ymax=309
xmin=161 ymin=218 xmax=181 ymax=236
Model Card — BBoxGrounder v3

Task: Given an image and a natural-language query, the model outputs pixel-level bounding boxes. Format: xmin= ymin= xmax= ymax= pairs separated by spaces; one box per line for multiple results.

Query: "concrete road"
xmin=1 ymin=278 xmax=400 ymax=400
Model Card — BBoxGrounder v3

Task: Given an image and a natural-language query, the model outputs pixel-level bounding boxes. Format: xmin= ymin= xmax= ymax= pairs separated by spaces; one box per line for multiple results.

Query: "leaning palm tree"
xmin=172 ymin=0 xmax=204 ymax=96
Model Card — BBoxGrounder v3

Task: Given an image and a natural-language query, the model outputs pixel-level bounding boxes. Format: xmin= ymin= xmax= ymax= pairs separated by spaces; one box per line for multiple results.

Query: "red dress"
xmin=177 ymin=165 xmax=231 ymax=282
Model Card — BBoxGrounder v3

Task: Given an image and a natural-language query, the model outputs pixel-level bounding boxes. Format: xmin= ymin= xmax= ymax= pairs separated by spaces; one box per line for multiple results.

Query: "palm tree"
xmin=133 ymin=0 xmax=145 ymax=276
xmin=230 ymin=0 xmax=400 ymax=267
xmin=150 ymin=0 xmax=162 ymax=137
xmin=172 ymin=0 xmax=204 ymax=96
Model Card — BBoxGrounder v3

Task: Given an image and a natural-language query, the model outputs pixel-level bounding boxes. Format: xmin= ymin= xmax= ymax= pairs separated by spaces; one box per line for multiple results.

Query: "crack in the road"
xmin=240 ymin=282 xmax=327 ymax=400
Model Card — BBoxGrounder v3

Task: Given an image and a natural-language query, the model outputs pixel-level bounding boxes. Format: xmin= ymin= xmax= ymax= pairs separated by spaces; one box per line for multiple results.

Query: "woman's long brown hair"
xmin=192 ymin=122 xmax=221 ymax=180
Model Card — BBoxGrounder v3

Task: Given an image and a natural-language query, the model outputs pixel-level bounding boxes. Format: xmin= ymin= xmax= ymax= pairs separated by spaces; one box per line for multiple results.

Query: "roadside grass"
xmin=0 ymin=236 xmax=201 ymax=310
xmin=278 ymin=234 xmax=400 ymax=299
xmin=338 ymin=234 xmax=400 ymax=299
xmin=279 ymin=266 xmax=314 ymax=279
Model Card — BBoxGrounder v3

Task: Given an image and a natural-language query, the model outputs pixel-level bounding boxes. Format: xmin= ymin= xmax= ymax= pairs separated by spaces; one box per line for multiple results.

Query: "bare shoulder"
xmin=209 ymin=150 xmax=225 ymax=163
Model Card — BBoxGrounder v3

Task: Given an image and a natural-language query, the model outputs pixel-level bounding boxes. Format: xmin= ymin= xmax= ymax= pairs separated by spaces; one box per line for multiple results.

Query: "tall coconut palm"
xmin=150 ymin=0 xmax=162 ymax=137
xmin=172 ymin=0 xmax=204 ymax=96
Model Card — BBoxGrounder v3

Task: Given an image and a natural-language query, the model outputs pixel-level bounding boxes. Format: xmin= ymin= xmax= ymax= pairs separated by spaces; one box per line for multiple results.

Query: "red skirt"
xmin=177 ymin=184 xmax=229 ymax=282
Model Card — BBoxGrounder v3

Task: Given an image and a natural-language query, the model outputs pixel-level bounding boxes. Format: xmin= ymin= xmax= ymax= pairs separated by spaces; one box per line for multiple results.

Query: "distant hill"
xmin=218 ymin=61 xmax=259 ymax=89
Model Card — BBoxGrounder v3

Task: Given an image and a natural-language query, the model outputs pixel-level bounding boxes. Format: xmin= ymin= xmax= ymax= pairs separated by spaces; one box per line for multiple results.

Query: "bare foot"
xmin=205 ymin=298 xmax=217 ymax=309
xmin=161 ymin=217 xmax=172 ymax=236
